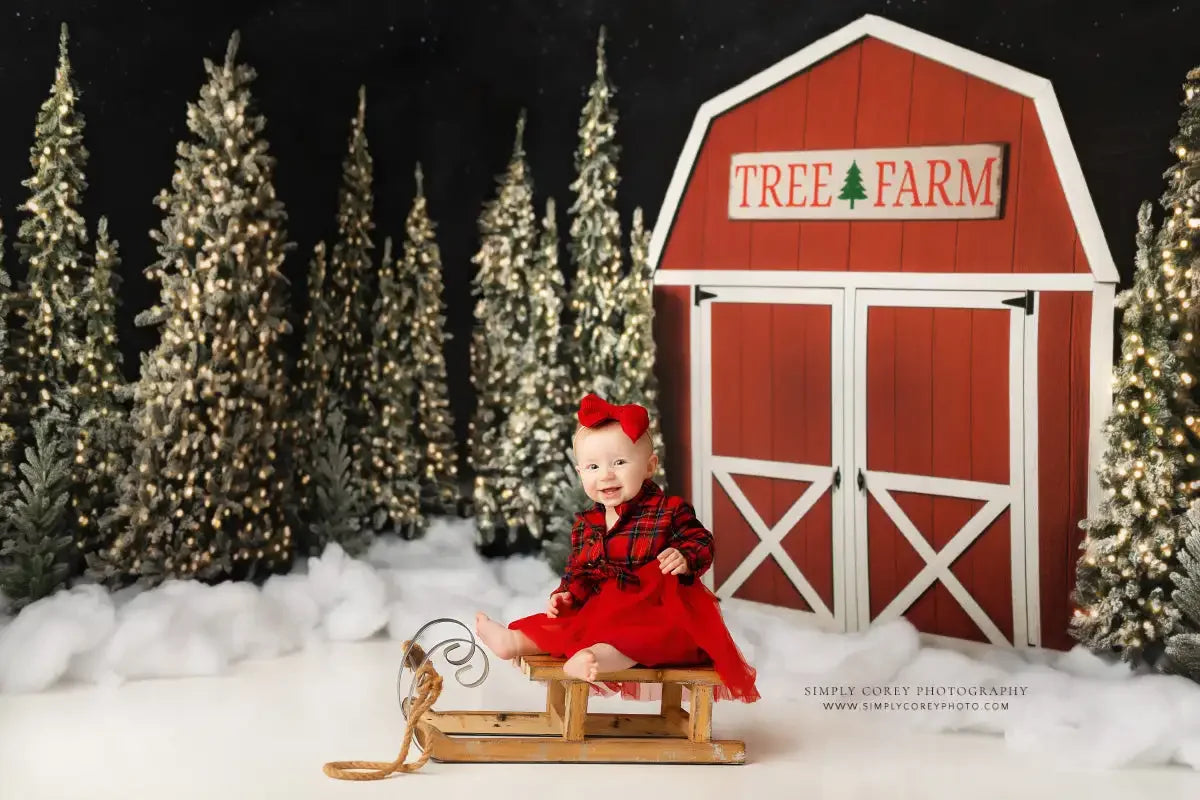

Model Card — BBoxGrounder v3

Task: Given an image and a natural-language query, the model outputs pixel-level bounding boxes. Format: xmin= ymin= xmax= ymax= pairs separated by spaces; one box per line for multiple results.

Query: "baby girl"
xmin=475 ymin=394 xmax=759 ymax=702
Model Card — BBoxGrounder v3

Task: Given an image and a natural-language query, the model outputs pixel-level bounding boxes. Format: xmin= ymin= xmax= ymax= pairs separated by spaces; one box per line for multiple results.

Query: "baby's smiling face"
xmin=573 ymin=423 xmax=658 ymax=509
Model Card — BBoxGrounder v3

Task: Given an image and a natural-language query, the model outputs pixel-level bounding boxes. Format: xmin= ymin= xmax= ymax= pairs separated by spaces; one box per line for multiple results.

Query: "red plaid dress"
xmin=508 ymin=480 xmax=760 ymax=702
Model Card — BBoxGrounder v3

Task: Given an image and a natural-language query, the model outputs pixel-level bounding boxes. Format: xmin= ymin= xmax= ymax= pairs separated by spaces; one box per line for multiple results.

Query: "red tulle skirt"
xmin=508 ymin=560 xmax=760 ymax=702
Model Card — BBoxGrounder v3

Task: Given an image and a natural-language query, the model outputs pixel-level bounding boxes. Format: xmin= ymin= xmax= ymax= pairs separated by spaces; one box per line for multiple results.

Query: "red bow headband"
xmin=577 ymin=393 xmax=649 ymax=443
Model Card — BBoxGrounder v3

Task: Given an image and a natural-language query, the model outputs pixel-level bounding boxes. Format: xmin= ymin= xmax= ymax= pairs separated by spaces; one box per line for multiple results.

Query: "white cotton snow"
xmin=5 ymin=514 xmax=1200 ymax=771
xmin=303 ymin=543 xmax=390 ymax=640
xmin=0 ymin=583 xmax=116 ymax=693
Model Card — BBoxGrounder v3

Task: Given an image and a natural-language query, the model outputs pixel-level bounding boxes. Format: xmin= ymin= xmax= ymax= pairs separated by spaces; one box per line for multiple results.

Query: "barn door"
xmin=698 ymin=286 xmax=849 ymax=631
xmin=853 ymin=289 xmax=1031 ymax=647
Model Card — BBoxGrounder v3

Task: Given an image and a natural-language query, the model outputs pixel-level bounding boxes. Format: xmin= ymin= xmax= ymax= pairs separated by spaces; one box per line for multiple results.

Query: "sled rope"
xmin=323 ymin=641 xmax=442 ymax=780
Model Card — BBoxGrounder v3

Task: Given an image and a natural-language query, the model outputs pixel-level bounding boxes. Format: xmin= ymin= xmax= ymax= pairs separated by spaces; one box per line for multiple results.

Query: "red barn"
xmin=650 ymin=15 xmax=1118 ymax=652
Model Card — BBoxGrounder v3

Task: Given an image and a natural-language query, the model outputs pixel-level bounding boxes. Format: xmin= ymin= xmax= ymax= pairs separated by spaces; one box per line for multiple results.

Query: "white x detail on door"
xmin=863 ymin=471 xmax=1011 ymax=644
xmin=712 ymin=457 xmax=837 ymax=625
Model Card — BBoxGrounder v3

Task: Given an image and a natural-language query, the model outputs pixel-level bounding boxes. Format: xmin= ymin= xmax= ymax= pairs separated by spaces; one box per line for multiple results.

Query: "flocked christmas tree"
xmin=469 ymin=112 xmax=537 ymax=543
xmin=14 ymin=24 xmax=91 ymax=428
xmin=0 ymin=220 xmax=17 ymax=491
xmin=0 ymin=416 xmax=72 ymax=611
xmin=365 ymin=236 xmax=421 ymax=536
xmin=325 ymin=86 xmax=377 ymax=482
xmin=292 ymin=240 xmax=336 ymax=545
xmin=613 ymin=207 xmax=665 ymax=485
xmin=93 ymin=32 xmax=295 ymax=587
xmin=565 ymin=26 xmax=625 ymax=402
xmin=496 ymin=197 xmax=577 ymax=540
xmin=1157 ymin=66 xmax=1200 ymax=678
xmin=1073 ymin=201 xmax=1200 ymax=662
xmin=1165 ymin=503 xmax=1200 ymax=681
xmin=73 ymin=217 xmax=131 ymax=576
xmin=404 ymin=163 xmax=459 ymax=515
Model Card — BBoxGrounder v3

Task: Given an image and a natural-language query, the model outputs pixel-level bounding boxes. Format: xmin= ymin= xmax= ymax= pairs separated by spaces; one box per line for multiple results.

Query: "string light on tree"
xmin=74 ymin=217 xmax=132 ymax=579
xmin=402 ymin=162 xmax=460 ymax=516
xmin=324 ymin=85 xmax=377 ymax=500
xmin=1073 ymin=65 xmax=1200 ymax=665
xmin=364 ymin=236 xmax=421 ymax=537
xmin=612 ymin=207 xmax=667 ymax=487
xmin=496 ymin=197 xmax=577 ymax=544
xmin=468 ymin=112 xmax=537 ymax=545
xmin=291 ymin=240 xmax=337 ymax=552
xmin=565 ymin=26 xmax=625 ymax=402
xmin=0 ymin=219 xmax=18 ymax=489
xmin=90 ymin=32 xmax=294 ymax=587
xmin=14 ymin=24 xmax=91 ymax=436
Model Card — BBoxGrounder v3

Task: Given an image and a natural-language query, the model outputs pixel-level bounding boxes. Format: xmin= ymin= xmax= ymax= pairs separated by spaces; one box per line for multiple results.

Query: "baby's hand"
xmin=658 ymin=547 xmax=689 ymax=575
xmin=547 ymin=591 xmax=573 ymax=618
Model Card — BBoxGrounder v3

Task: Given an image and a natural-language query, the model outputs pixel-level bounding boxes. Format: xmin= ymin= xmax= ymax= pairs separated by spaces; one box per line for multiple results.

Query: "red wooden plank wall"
xmin=653 ymin=285 xmax=692 ymax=499
xmin=706 ymin=300 xmax=835 ymax=612
xmin=709 ymin=302 xmax=766 ymax=602
xmin=866 ymin=305 xmax=1013 ymax=644
xmin=1038 ymin=287 xmax=1092 ymax=650
xmin=775 ymin=303 xmax=834 ymax=612
xmin=658 ymin=37 xmax=1093 ymax=276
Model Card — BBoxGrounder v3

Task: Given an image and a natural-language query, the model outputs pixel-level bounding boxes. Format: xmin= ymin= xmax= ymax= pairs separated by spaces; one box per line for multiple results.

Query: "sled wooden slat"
xmin=414 ymin=720 xmax=745 ymax=764
xmin=420 ymin=709 xmax=692 ymax=738
xmin=407 ymin=654 xmax=745 ymax=765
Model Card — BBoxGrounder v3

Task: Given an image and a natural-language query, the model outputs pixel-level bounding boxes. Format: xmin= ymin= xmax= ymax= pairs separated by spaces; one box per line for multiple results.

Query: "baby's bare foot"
xmin=563 ymin=648 xmax=600 ymax=682
xmin=475 ymin=612 xmax=522 ymax=660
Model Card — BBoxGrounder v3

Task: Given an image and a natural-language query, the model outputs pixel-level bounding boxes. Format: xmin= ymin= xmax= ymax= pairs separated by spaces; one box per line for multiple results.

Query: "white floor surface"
xmin=4 ymin=637 xmax=1200 ymax=800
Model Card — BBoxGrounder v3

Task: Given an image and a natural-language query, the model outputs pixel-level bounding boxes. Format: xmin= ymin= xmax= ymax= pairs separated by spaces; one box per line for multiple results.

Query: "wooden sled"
xmin=407 ymin=653 xmax=746 ymax=765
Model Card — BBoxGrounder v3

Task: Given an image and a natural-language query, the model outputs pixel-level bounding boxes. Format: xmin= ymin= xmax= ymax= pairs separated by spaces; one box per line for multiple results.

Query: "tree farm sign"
xmin=728 ymin=144 xmax=1004 ymax=220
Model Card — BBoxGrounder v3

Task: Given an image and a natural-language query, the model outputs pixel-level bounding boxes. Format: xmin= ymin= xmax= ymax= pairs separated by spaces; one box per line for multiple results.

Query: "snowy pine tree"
xmin=93 ymin=32 xmax=295 ymax=587
xmin=293 ymin=240 xmax=335 ymax=535
xmin=614 ymin=207 xmax=665 ymax=485
xmin=1073 ymin=203 xmax=1200 ymax=662
xmin=565 ymin=27 xmax=624 ymax=402
xmin=14 ymin=24 xmax=90 ymax=427
xmin=0 ymin=220 xmax=17 ymax=491
xmin=496 ymin=197 xmax=576 ymax=539
xmin=469 ymin=112 xmax=537 ymax=543
xmin=404 ymin=163 xmax=459 ymax=515
xmin=1165 ymin=503 xmax=1200 ymax=682
xmin=325 ymin=86 xmax=377 ymax=482
xmin=73 ymin=217 xmax=131 ymax=576
xmin=0 ymin=416 xmax=72 ymax=611
xmin=365 ymin=236 xmax=421 ymax=536
xmin=1074 ymin=67 xmax=1200 ymax=664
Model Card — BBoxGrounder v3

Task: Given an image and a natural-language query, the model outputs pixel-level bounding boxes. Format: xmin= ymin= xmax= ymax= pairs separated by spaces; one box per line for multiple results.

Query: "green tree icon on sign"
xmin=839 ymin=160 xmax=868 ymax=209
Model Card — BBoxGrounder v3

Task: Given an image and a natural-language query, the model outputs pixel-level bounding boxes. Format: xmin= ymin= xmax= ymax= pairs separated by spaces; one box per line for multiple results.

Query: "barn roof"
xmin=648 ymin=14 xmax=1119 ymax=284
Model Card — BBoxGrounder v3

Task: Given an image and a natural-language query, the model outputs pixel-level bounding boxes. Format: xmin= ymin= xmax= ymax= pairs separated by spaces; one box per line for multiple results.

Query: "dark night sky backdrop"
xmin=0 ymin=0 xmax=1197 ymax=448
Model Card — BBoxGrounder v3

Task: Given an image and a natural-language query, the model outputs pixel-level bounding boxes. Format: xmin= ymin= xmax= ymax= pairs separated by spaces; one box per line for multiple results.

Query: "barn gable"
xmin=649 ymin=14 xmax=1118 ymax=282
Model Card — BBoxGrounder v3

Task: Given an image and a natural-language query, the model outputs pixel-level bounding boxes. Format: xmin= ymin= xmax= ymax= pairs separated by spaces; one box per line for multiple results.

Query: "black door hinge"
xmin=833 ymin=467 xmax=841 ymax=489
xmin=857 ymin=469 xmax=866 ymax=492
xmin=1002 ymin=290 xmax=1034 ymax=315
xmin=694 ymin=286 xmax=718 ymax=306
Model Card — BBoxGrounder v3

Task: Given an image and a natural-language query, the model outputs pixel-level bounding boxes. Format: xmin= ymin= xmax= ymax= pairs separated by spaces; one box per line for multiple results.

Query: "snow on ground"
xmin=3 ymin=516 xmax=1200 ymax=771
